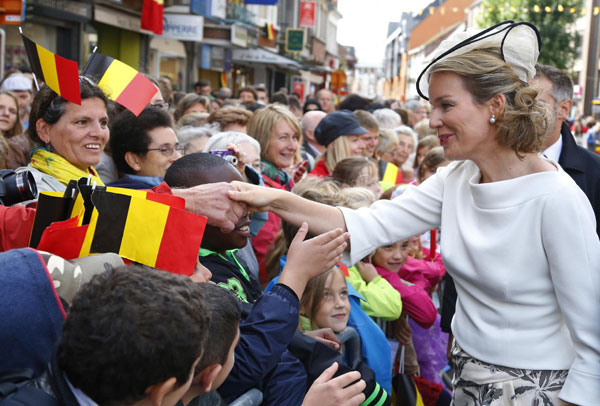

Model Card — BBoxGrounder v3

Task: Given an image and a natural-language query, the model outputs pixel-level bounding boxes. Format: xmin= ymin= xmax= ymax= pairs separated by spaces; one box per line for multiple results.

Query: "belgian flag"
xmin=89 ymin=190 xmax=206 ymax=275
xmin=20 ymin=34 xmax=81 ymax=105
xmin=266 ymin=24 xmax=275 ymax=40
xmin=82 ymin=52 xmax=158 ymax=116
xmin=379 ymin=160 xmax=403 ymax=185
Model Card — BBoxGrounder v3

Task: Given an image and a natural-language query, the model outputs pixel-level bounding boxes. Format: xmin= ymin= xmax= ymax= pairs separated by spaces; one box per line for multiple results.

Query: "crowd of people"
xmin=0 ymin=21 xmax=599 ymax=406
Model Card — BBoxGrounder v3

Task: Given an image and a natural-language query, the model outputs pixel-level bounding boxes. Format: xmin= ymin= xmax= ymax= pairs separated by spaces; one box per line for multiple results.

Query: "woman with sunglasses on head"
xmin=16 ymin=77 xmax=109 ymax=194
xmin=229 ymin=22 xmax=600 ymax=406
xmin=108 ymin=106 xmax=182 ymax=190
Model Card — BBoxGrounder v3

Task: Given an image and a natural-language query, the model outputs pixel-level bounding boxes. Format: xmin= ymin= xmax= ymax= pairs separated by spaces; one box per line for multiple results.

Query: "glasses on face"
xmin=151 ymin=102 xmax=170 ymax=111
xmin=146 ymin=143 xmax=184 ymax=156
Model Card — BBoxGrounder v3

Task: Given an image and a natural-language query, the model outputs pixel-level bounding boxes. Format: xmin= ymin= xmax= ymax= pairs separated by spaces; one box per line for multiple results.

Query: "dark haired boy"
xmin=164 ymin=152 xmax=263 ymax=304
xmin=9 ymin=264 xmax=209 ymax=406
xmin=180 ymin=283 xmax=241 ymax=406
xmin=165 ymin=153 xmax=355 ymax=405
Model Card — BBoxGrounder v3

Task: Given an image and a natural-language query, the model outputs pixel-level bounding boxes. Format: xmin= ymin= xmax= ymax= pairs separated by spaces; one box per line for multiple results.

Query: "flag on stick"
xmin=20 ymin=33 xmax=81 ymax=105
xmin=89 ymin=190 xmax=206 ymax=275
xmin=141 ymin=0 xmax=164 ymax=34
xmin=82 ymin=52 xmax=158 ymax=116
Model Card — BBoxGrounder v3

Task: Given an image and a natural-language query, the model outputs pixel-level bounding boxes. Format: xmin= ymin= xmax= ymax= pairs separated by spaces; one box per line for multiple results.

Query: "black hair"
xmin=164 ymin=152 xmax=231 ymax=188
xmin=302 ymin=98 xmax=322 ymax=114
xmin=196 ymin=284 xmax=241 ymax=370
xmin=109 ymin=106 xmax=174 ymax=174
xmin=195 ymin=80 xmax=211 ymax=88
xmin=28 ymin=76 xmax=109 ymax=146
xmin=338 ymin=93 xmax=370 ymax=112
xmin=58 ymin=264 xmax=209 ymax=405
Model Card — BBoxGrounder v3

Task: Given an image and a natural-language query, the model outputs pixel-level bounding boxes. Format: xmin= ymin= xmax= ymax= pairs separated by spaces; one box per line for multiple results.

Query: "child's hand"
xmin=356 ymin=260 xmax=378 ymax=283
xmin=279 ymin=222 xmax=349 ymax=299
xmin=287 ymin=222 xmax=349 ymax=280
xmin=303 ymin=362 xmax=365 ymax=406
xmin=304 ymin=328 xmax=341 ymax=350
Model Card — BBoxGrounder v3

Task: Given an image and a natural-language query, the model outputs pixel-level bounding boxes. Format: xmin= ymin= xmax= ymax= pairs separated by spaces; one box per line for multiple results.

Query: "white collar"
xmin=65 ymin=375 xmax=99 ymax=406
xmin=542 ymin=134 xmax=563 ymax=162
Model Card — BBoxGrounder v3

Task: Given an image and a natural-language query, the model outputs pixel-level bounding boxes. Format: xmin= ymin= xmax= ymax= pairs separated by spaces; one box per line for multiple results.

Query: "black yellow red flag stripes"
xmin=266 ymin=24 xmax=276 ymax=40
xmin=141 ymin=0 xmax=164 ymax=35
xmin=20 ymin=34 xmax=81 ymax=105
xmin=83 ymin=52 xmax=158 ymax=116
xmin=379 ymin=160 xmax=403 ymax=185
xmin=89 ymin=190 xmax=206 ymax=275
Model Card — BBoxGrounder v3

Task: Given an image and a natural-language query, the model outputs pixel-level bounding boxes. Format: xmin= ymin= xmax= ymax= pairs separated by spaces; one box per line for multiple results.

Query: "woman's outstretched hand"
xmin=228 ymin=181 xmax=277 ymax=212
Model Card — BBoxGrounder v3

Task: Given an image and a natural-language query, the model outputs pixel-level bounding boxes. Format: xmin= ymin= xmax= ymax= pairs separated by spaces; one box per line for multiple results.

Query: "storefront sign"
xmin=231 ymin=23 xmax=248 ymax=47
xmin=162 ymin=14 xmax=204 ymax=42
xmin=293 ymin=77 xmax=305 ymax=102
xmin=299 ymin=1 xmax=315 ymax=28
xmin=285 ymin=29 xmax=304 ymax=53
xmin=232 ymin=48 xmax=302 ymax=68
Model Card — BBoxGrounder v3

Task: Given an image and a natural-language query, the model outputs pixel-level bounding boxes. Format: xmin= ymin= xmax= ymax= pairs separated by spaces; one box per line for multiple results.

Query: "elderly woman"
xmin=108 ymin=106 xmax=182 ymax=189
xmin=17 ymin=78 xmax=109 ymax=192
xmin=309 ymin=110 xmax=367 ymax=177
xmin=203 ymin=131 xmax=262 ymax=176
xmin=206 ymin=107 xmax=253 ymax=133
xmin=229 ymin=22 xmax=600 ymax=406
xmin=173 ymin=94 xmax=211 ymax=122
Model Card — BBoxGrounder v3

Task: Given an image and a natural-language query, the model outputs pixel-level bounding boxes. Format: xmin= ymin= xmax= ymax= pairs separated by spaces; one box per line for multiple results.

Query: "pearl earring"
xmin=489 ymin=114 xmax=496 ymax=124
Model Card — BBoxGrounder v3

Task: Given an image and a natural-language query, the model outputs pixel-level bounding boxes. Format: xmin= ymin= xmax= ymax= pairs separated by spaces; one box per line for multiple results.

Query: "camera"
xmin=0 ymin=169 xmax=38 ymax=206
xmin=209 ymin=150 xmax=238 ymax=166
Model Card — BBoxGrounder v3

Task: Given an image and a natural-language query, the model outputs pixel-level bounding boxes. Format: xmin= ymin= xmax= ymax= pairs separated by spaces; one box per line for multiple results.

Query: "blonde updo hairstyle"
xmin=247 ymin=104 xmax=302 ymax=168
xmin=428 ymin=47 xmax=549 ymax=157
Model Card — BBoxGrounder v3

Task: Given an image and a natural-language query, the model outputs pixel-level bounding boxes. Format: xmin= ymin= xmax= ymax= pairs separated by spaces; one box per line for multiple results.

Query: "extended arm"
xmin=228 ymin=181 xmax=346 ymax=236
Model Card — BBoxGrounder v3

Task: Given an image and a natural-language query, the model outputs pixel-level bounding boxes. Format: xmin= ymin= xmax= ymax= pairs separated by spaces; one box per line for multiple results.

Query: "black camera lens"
xmin=0 ymin=170 xmax=38 ymax=206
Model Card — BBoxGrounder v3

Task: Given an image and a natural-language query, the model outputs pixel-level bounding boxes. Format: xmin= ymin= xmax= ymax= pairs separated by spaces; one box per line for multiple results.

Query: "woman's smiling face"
xmin=39 ymin=97 xmax=109 ymax=170
xmin=428 ymin=71 xmax=496 ymax=162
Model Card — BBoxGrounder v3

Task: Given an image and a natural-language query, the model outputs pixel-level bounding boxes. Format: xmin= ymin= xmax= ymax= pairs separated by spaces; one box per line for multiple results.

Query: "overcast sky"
xmin=337 ymin=0 xmax=431 ymax=66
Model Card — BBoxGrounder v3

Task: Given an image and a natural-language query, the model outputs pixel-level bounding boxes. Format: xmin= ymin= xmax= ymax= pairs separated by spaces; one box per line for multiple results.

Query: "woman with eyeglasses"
xmin=108 ymin=106 xmax=182 ymax=190
xmin=16 ymin=77 xmax=109 ymax=194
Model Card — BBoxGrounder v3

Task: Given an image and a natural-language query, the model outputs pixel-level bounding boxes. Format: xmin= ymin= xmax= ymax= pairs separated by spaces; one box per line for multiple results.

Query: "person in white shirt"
xmin=228 ymin=21 xmax=600 ymax=406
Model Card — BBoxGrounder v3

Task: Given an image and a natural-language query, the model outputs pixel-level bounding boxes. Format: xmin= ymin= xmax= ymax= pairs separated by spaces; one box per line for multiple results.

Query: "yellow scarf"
xmin=30 ymin=147 xmax=104 ymax=187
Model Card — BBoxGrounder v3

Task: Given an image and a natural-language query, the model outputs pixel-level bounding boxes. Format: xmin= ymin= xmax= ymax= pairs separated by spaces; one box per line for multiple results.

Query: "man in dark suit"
xmin=533 ymin=64 xmax=600 ymax=237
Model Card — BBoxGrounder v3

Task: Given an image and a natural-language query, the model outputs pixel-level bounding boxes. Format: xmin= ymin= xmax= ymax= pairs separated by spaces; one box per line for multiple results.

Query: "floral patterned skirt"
xmin=450 ymin=342 xmax=569 ymax=406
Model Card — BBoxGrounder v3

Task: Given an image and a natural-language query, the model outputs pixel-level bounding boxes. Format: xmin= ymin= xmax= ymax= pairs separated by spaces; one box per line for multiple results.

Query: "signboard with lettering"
xmin=299 ymin=1 xmax=315 ymax=28
xmin=0 ymin=0 xmax=25 ymax=25
xmin=231 ymin=24 xmax=248 ymax=48
xmin=162 ymin=14 xmax=204 ymax=42
xmin=285 ymin=29 xmax=304 ymax=53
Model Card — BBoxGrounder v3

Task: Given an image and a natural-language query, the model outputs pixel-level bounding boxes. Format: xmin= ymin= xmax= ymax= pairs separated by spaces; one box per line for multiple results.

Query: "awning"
xmin=232 ymin=48 xmax=302 ymax=70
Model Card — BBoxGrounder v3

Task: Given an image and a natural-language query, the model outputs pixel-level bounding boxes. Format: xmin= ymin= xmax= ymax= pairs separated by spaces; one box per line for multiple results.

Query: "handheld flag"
xmin=20 ymin=33 xmax=81 ymax=105
xmin=141 ymin=0 xmax=164 ymax=34
xmin=83 ymin=52 xmax=158 ymax=116
xmin=89 ymin=190 xmax=206 ymax=275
